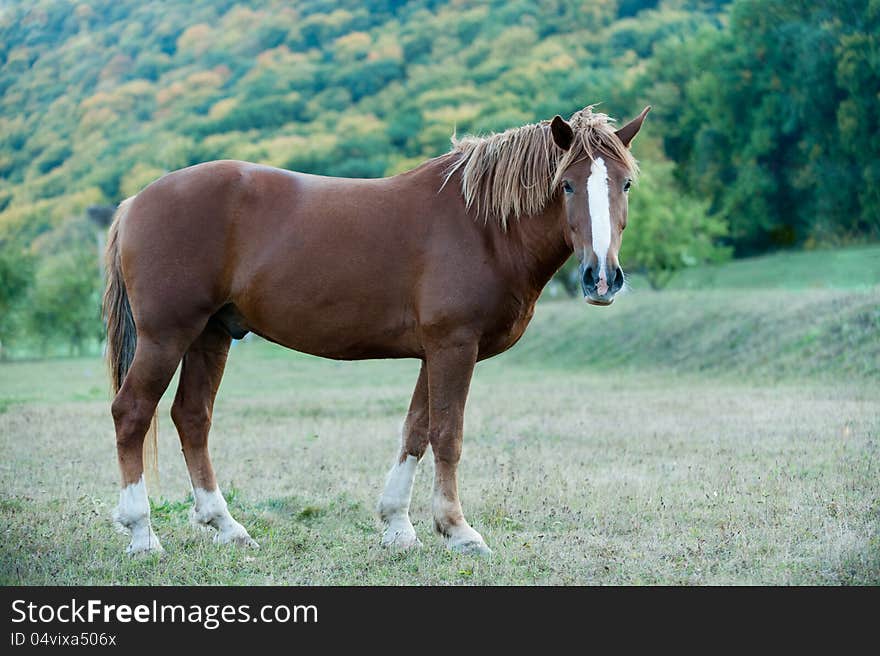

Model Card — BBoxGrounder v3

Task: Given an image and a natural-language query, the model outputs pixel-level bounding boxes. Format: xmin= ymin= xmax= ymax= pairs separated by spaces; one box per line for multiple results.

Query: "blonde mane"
xmin=443 ymin=106 xmax=638 ymax=228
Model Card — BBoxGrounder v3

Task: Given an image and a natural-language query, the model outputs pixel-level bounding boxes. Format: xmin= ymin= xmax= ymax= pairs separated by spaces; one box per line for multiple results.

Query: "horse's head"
xmin=550 ymin=106 xmax=650 ymax=306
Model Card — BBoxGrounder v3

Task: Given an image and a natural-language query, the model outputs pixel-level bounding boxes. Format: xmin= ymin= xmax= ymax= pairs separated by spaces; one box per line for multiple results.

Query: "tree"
xmin=27 ymin=246 xmax=103 ymax=356
xmin=622 ymin=155 xmax=730 ymax=288
xmin=645 ymin=0 xmax=880 ymax=252
xmin=25 ymin=216 xmax=104 ymax=357
xmin=0 ymin=240 xmax=34 ymax=358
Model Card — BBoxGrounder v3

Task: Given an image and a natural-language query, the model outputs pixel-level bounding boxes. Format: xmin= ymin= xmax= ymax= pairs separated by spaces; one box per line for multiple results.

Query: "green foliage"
xmin=644 ymin=0 xmax=880 ymax=253
xmin=27 ymin=245 xmax=103 ymax=356
xmin=4 ymin=217 xmax=105 ymax=357
xmin=1 ymin=0 xmax=724 ymax=247
xmin=0 ymin=240 xmax=34 ymax=357
xmin=0 ymin=0 xmax=877 ymax=356
xmin=623 ymin=149 xmax=730 ymax=288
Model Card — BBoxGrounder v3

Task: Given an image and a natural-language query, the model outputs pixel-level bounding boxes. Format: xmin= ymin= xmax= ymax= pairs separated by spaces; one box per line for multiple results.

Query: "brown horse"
xmin=103 ymin=104 xmax=649 ymax=555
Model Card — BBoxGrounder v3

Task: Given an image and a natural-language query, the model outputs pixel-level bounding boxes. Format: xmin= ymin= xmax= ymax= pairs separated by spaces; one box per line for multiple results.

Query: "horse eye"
xmin=562 ymin=181 xmax=573 ymax=194
xmin=623 ymin=179 xmax=632 ymax=192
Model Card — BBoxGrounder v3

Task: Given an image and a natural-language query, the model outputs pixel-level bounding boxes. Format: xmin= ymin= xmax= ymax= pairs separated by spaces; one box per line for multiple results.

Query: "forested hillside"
xmin=0 ymin=0 xmax=877 ymax=355
xmin=0 ymin=0 xmax=726 ymax=238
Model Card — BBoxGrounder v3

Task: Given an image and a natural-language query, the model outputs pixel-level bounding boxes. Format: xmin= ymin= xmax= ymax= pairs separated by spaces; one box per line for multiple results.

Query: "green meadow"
xmin=1 ymin=248 xmax=878 ymax=585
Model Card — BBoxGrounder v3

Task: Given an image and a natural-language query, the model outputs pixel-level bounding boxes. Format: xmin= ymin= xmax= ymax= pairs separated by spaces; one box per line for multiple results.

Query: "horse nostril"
xmin=583 ymin=266 xmax=594 ymax=288
xmin=611 ymin=266 xmax=625 ymax=292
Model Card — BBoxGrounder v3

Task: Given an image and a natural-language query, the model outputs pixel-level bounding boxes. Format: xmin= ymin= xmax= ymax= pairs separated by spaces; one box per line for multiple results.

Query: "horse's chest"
xmin=478 ymin=300 xmax=537 ymax=359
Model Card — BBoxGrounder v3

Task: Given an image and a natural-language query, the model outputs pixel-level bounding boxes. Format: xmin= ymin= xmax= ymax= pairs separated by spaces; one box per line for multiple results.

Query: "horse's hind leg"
xmin=112 ymin=338 xmax=187 ymax=555
xmin=171 ymin=321 xmax=257 ymax=548
xmin=378 ymin=362 xmax=429 ymax=550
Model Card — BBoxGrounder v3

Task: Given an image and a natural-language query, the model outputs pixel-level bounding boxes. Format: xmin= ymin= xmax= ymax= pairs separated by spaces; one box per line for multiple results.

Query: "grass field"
xmin=1 ymin=251 xmax=879 ymax=585
xmin=664 ymin=244 xmax=880 ymax=291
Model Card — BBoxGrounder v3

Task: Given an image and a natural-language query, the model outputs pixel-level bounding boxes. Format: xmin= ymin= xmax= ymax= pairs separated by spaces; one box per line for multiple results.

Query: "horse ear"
xmin=615 ymin=105 xmax=651 ymax=148
xmin=550 ymin=115 xmax=574 ymax=151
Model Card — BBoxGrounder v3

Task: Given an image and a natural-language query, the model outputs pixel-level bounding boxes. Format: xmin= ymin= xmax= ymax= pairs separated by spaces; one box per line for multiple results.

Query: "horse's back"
xmin=119 ymin=159 xmax=434 ymax=356
xmin=117 ymin=157 xmax=523 ymax=360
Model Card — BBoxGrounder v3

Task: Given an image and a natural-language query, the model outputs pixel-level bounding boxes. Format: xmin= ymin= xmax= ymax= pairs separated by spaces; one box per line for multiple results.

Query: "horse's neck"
xmin=411 ymin=157 xmax=572 ymax=299
xmin=494 ymin=197 xmax=573 ymax=298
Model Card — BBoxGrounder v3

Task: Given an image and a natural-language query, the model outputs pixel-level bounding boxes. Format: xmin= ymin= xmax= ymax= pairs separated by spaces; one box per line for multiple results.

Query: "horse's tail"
xmin=102 ymin=197 xmax=159 ymax=490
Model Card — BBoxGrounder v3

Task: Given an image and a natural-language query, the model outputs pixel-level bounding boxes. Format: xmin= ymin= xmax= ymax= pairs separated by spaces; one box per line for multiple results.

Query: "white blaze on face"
xmin=587 ymin=156 xmax=612 ymax=293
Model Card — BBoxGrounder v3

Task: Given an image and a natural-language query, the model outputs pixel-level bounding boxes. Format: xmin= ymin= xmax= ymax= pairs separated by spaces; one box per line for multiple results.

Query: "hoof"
xmin=448 ymin=539 xmax=493 ymax=557
xmin=114 ymin=509 xmax=163 ymax=557
xmin=126 ymin=530 xmax=164 ymax=557
xmin=189 ymin=513 xmax=213 ymax=533
xmin=191 ymin=506 xmax=258 ymax=548
xmin=382 ymin=528 xmax=422 ymax=551
xmin=217 ymin=532 xmax=260 ymax=549
xmin=214 ymin=524 xmax=259 ymax=549
xmin=381 ymin=516 xmax=421 ymax=551
xmin=441 ymin=523 xmax=492 ymax=556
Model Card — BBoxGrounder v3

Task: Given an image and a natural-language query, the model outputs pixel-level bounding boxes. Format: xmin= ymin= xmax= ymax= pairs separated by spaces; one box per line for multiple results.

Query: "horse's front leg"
xmin=425 ymin=338 xmax=491 ymax=555
xmin=378 ymin=362 xmax=428 ymax=550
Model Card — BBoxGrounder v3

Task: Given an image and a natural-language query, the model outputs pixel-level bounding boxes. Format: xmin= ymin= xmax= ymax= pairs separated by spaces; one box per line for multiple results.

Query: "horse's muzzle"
xmin=580 ymin=263 xmax=624 ymax=306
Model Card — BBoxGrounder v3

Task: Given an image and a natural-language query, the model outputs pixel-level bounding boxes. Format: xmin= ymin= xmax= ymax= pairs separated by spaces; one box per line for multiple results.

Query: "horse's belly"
xmin=229 ymin=227 xmax=423 ymax=359
xmin=273 ymin=324 xmax=422 ymax=360
xmin=232 ymin=297 xmax=422 ymax=360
